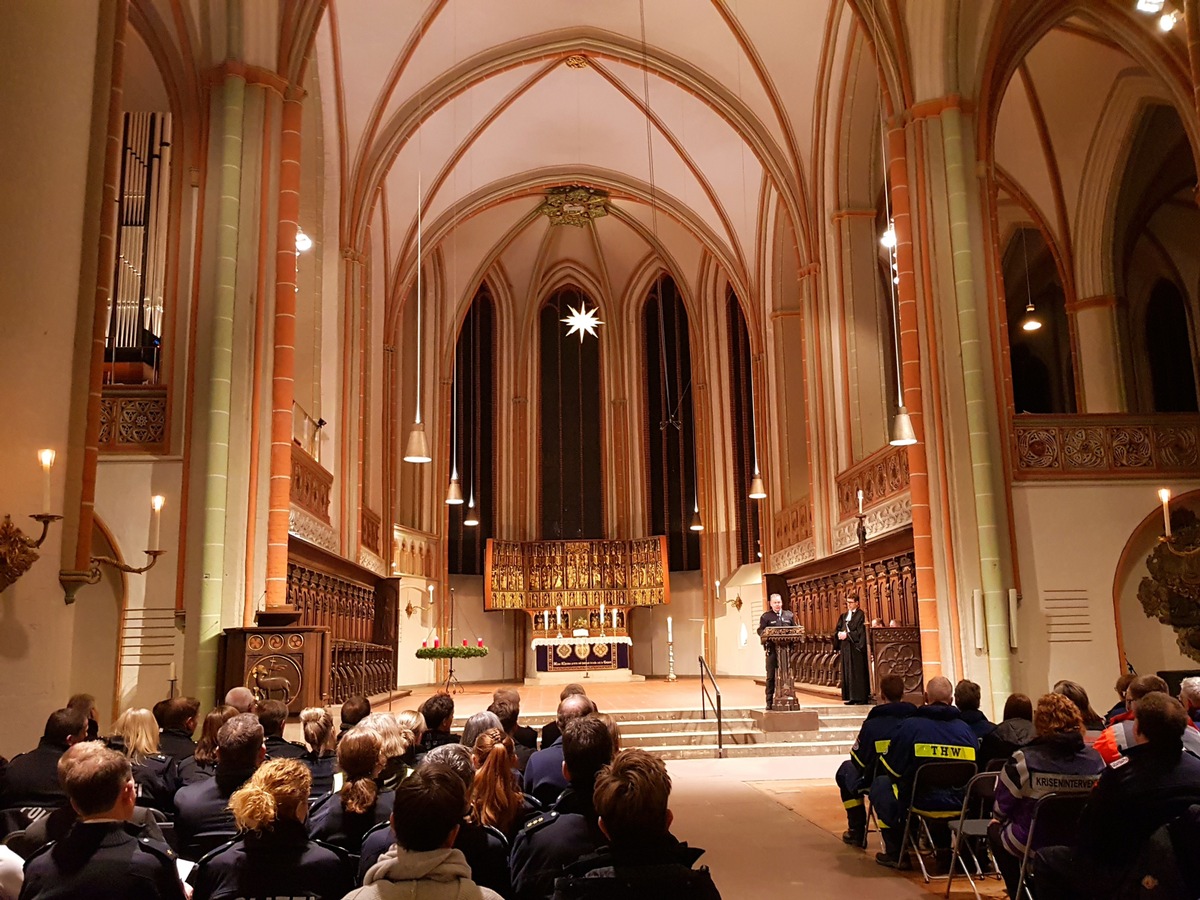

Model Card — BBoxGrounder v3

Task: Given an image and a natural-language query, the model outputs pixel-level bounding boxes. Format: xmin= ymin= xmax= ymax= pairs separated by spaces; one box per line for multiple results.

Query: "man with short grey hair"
xmin=223 ymin=686 xmax=257 ymax=715
xmin=1180 ymin=676 xmax=1200 ymax=726
xmin=462 ymin=710 xmax=503 ymax=751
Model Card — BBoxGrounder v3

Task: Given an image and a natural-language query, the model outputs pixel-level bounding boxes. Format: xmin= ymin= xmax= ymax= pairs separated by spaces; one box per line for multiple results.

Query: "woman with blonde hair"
xmin=308 ymin=726 xmax=395 ymax=854
xmin=988 ymin=692 xmax=1105 ymax=897
xmin=393 ymin=709 xmax=426 ymax=767
xmin=357 ymin=712 xmax=417 ymax=791
xmin=177 ymin=704 xmax=237 ymax=786
xmin=469 ymin=727 xmax=528 ymax=839
xmin=191 ymin=758 xmax=347 ymax=900
xmin=108 ymin=707 xmax=175 ymax=811
xmin=300 ymin=706 xmax=337 ymax=797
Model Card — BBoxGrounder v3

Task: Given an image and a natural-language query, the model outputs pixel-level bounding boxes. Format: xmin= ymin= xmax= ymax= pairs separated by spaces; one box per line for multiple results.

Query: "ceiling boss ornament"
xmin=538 ymin=186 xmax=608 ymax=228
xmin=561 ymin=302 xmax=604 ymax=342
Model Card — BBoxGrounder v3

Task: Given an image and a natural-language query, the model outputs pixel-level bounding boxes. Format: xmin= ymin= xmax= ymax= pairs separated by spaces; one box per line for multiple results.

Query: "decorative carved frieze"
xmin=288 ymin=507 xmax=336 ymax=552
xmin=360 ymin=508 xmax=382 ymax=555
xmin=1013 ymin=415 xmax=1200 ymax=478
xmin=833 ymin=495 xmax=912 ymax=552
xmin=357 ymin=547 xmax=386 ymax=577
xmin=291 ymin=444 xmax=333 ymax=523
xmin=393 ymin=526 xmax=437 ymax=577
xmin=770 ymin=538 xmax=815 ymax=574
xmin=98 ymin=386 xmax=168 ymax=453
xmin=773 ymin=498 xmax=812 ymax=552
xmin=836 ymin=445 xmax=910 ymax=520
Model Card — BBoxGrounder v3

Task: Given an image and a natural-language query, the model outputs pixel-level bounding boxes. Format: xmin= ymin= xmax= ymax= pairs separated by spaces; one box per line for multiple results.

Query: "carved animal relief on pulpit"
xmin=1138 ymin=509 xmax=1200 ymax=662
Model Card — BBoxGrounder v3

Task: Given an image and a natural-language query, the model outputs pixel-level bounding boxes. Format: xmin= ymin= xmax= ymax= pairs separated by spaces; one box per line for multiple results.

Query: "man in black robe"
xmin=834 ymin=596 xmax=870 ymax=704
xmin=758 ymin=593 xmax=796 ymax=710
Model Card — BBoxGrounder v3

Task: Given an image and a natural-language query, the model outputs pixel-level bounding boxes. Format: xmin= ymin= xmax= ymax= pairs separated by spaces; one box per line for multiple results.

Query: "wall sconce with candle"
xmin=404 ymin=583 xmax=435 ymax=618
xmin=0 ymin=450 xmax=64 ymax=593
xmin=60 ymin=494 xmax=168 ymax=604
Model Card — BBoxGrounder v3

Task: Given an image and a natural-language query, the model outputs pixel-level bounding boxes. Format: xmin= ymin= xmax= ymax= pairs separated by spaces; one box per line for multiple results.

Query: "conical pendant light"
xmin=749 ymin=470 xmax=766 ymax=500
xmin=689 ymin=496 xmax=704 ymax=532
xmin=889 ymin=406 xmax=918 ymax=446
xmin=446 ymin=476 xmax=463 ymax=505
xmin=404 ymin=168 xmax=432 ymax=464
xmin=446 ymin=346 xmax=463 ymax=503
xmin=1019 ymin=228 xmax=1042 ymax=332
xmin=463 ymin=492 xmax=479 ymax=527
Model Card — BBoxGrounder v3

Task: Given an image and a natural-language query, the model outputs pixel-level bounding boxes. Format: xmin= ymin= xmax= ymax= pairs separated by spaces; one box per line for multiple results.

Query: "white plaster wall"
xmin=711 ymin=581 xmax=766 ymax=678
xmin=448 ymin=575 xmax=514 ymax=683
xmin=0 ymin=3 xmax=100 ymax=756
xmin=630 ymin=570 xmax=704 ymax=678
xmin=1010 ymin=479 xmax=1200 ymax=711
xmin=395 ymin=575 xmax=438 ymax=687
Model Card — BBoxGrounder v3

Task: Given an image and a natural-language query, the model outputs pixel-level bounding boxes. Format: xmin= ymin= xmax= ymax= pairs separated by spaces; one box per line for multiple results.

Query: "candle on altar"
xmin=667 ymin=616 xmax=673 ymax=642
xmin=612 ymin=607 xmax=618 ymax=629
xmin=38 ymin=449 xmax=55 ymax=514
xmin=857 ymin=489 xmax=864 ymax=515
xmin=556 ymin=605 xmax=562 ymax=626
xmin=477 ymin=637 xmax=484 ymax=647
xmin=1160 ymin=488 xmax=1173 ymax=537
xmin=600 ymin=602 xmax=605 ymax=624
xmin=543 ymin=610 xmax=550 ymax=630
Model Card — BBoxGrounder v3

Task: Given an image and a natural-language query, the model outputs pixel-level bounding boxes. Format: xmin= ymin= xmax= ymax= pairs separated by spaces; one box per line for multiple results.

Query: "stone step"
xmin=647 ymin=740 xmax=855 ymax=760
xmin=622 ymin=728 xmax=856 ymax=748
xmin=615 ymin=717 xmax=756 ymax=735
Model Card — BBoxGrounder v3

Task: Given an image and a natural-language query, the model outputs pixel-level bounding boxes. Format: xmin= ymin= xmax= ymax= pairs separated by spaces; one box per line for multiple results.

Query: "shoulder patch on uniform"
xmin=1110 ymin=755 xmax=1130 ymax=769
xmin=138 ymin=836 xmax=177 ymax=861
xmin=521 ymin=811 xmax=558 ymax=833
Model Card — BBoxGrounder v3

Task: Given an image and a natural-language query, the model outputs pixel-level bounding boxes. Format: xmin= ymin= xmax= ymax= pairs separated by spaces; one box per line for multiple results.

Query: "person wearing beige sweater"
xmin=344 ymin=764 xmax=502 ymax=900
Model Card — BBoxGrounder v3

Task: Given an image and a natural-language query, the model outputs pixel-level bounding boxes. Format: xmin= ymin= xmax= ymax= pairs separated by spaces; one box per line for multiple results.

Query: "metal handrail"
xmin=698 ymin=656 xmax=724 ymax=758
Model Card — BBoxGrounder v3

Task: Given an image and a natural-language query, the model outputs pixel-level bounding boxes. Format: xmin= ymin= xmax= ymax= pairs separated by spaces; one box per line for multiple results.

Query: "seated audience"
xmin=393 ymin=710 xmax=426 ymax=768
xmin=490 ymin=698 xmax=535 ymax=772
xmin=978 ymin=693 xmax=1036 ymax=771
xmin=418 ymin=694 xmax=458 ymax=754
xmin=870 ymin=675 xmax=979 ymax=868
xmin=1104 ymin=673 xmax=1135 ymax=725
xmin=462 ymin=712 xmax=503 ymax=756
xmin=954 ymin=679 xmax=995 ymax=739
xmin=988 ymin=692 xmax=1104 ymax=897
xmin=151 ymin=700 xmax=170 ymax=729
xmin=300 ymin=706 xmax=338 ymax=797
xmin=511 ymin=716 xmax=615 ymax=900
xmin=357 ymin=713 xmax=417 ymax=791
xmin=66 ymin=693 xmax=100 ymax=742
xmin=190 ymin=758 xmax=347 ymax=900
xmin=493 ymin=687 xmax=538 ymax=751
xmin=1093 ymin=674 xmax=1200 ymax=762
xmin=157 ymin=697 xmax=201 ymax=760
xmin=8 ymin=742 xmax=167 ymax=859
xmin=19 ymin=742 xmax=183 ymax=900
xmin=0 ymin=708 xmax=87 ymax=811
xmin=344 ymin=764 xmax=503 ymax=900
xmin=0 ymin=843 xmax=20 ymax=900
xmin=835 ymin=674 xmax=915 ymax=844
xmin=1052 ymin=680 xmax=1105 ymax=736
xmin=525 ymin=694 xmax=594 ymax=806
xmin=222 ymin=687 xmax=256 ymax=715
xmin=469 ymin=728 xmax=528 ymax=840
xmin=1180 ymin=676 xmax=1200 ymax=727
xmin=177 ymin=705 xmax=238 ymax=787
xmin=257 ymin=699 xmax=306 ymax=760
xmin=109 ymin=707 xmax=177 ymax=812
xmin=309 ymin=728 xmax=395 ymax=854
xmin=340 ymin=694 xmax=372 ymax=742
xmin=540 ymin=685 xmax=587 ymax=749
xmin=551 ymin=748 xmax=720 ymax=899
xmin=594 ymin=714 xmax=621 ymax=754
xmin=360 ymin=744 xmax=510 ymax=896
xmin=1035 ymin=692 xmax=1200 ymax=900
xmin=174 ymin=713 xmax=265 ymax=859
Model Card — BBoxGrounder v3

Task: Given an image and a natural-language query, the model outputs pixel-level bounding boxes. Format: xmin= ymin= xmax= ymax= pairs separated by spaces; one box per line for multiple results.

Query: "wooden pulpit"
xmin=762 ymin=625 xmax=806 ymax=711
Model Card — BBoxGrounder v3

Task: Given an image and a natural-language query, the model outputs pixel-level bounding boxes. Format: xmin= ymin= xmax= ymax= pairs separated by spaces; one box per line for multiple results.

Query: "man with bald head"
xmin=224 ymin=686 xmax=257 ymax=715
xmin=523 ymin=692 xmax=595 ymax=805
xmin=870 ymin=675 xmax=979 ymax=868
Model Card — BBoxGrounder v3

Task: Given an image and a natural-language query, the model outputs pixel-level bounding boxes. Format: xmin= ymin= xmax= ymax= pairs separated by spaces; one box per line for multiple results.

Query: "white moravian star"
xmin=561 ymin=303 xmax=604 ymax=342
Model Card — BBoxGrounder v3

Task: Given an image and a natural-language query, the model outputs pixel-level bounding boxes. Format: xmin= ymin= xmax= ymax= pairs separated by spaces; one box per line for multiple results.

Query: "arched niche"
xmin=72 ymin=517 xmax=126 ymax=725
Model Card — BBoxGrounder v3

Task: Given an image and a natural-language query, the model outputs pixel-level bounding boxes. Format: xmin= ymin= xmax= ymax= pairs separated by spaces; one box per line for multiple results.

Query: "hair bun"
xmin=300 ymin=708 xmax=321 ymax=724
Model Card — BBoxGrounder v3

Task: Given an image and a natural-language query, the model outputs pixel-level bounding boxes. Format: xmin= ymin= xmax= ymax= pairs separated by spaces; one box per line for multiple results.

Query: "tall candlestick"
xmin=150 ymin=495 xmax=165 ymax=551
xmin=600 ymin=602 xmax=605 ymax=624
xmin=38 ymin=449 xmax=55 ymax=514
xmin=667 ymin=616 xmax=673 ymax=642
xmin=543 ymin=610 xmax=549 ymax=630
xmin=857 ymin=489 xmax=864 ymax=515
xmin=556 ymin=605 xmax=562 ymax=626
xmin=612 ymin=607 xmax=618 ymax=629
xmin=1159 ymin=488 xmax=1173 ymax=537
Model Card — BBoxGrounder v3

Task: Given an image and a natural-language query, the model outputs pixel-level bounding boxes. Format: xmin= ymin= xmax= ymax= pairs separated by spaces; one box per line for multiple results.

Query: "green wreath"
xmin=415 ymin=645 xmax=489 ymax=660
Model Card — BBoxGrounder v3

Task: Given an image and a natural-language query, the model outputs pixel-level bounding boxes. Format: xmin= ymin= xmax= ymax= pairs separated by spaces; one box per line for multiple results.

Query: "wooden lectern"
xmin=761 ymin=625 xmax=806 ymax=711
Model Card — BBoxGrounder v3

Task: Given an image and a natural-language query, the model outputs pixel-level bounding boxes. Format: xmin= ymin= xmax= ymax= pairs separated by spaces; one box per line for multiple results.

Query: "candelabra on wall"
xmin=61 ymin=494 xmax=168 ymax=604
xmin=0 ymin=450 xmax=63 ymax=593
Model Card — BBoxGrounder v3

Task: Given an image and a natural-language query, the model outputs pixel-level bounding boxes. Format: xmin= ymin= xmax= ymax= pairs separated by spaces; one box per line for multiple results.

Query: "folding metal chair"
xmin=1014 ymin=792 xmax=1089 ymax=900
xmin=856 ymin=761 xmax=884 ymax=850
xmin=898 ymin=759 xmax=978 ymax=883
xmin=945 ymin=771 xmax=1000 ymax=899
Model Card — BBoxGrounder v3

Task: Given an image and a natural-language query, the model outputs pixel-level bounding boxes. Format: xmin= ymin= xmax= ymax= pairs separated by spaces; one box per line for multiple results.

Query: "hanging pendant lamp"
xmin=689 ymin=497 xmax=704 ymax=532
xmin=446 ymin=347 xmax=464 ymax=503
xmin=404 ymin=169 xmax=432 ymax=464
xmin=1019 ymin=229 xmax=1042 ymax=332
xmin=446 ymin=476 xmax=463 ymax=505
xmin=749 ymin=470 xmax=766 ymax=500
xmin=463 ymin=493 xmax=479 ymax=527
xmin=889 ymin=406 xmax=918 ymax=446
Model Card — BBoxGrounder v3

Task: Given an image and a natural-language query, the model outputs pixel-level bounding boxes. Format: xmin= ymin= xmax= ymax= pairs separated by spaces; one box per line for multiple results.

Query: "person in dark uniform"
xmin=108 ymin=708 xmax=177 ymax=813
xmin=524 ymin=694 xmax=594 ymax=806
xmin=835 ymin=674 xmax=916 ymax=845
xmin=257 ymin=699 xmax=307 ymax=760
xmin=190 ymin=758 xmax=348 ymax=900
xmin=174 ymin=713 xmax=264 ymax=859
xmin=0 ymin=708 xmax=87 ymax=811
xmin=19 ymin=742 xmax=183 ymax=900
xmin=494 ymin=687 xmax=539 ymax=751
xmin=176 ymin=706 xmax=237 ymax=787
xmin=757 ymin=593 xmax=796 ymax=710
xmin=954 ymin=680 xmax=994 ymax=739
xmin=418 ymin=693 xmax=459 ymax=754
xmin=358 ymin=745 xmax=508 ymax=895
xmin=490 ymin=698 xmax=534 ymax=772
xmin=833 ymin=595 xmax=870 ymax=705
xmin=308 ymin=728 xmax=395 ymax=855
xmin=66 ymin=694 xmax=100 ymax=743
xmin=550 ymin=749 xmax=720 ymax=900
xmin=870 ymin=675 xmax=979 ymax=867
xmin=299 ymin=707 xmax=338 ymax=797
xmin=338 ymin=695 xmax=371 ymax=743
xmin=1034 ymin=692 xmax=1200 ymax=900
xmin=540 ymin=685 xmax=588 ymax=750
xmin=156 ymin=697 xmax=200 ymax=761
xmin=511 ymin=716 xmax=614 ymax=899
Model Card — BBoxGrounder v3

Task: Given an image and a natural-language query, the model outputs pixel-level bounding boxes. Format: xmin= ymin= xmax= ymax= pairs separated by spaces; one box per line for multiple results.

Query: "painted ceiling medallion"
xmin=564 ymin=55 xmax=589 ymax=69
xmin=538 ymin=186 xmax=608 ymax=227
xmin=561 ymin=303 xmax=604 ymax=342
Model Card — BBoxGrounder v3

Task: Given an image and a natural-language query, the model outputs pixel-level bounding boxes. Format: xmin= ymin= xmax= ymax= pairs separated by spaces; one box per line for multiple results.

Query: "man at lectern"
xmin=758 ymin=593 xmax=796 ymax=709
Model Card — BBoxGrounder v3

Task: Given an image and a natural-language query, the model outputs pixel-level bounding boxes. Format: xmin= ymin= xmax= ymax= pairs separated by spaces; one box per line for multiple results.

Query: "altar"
xmin=485 ymin=536 xmax=669 ymax=679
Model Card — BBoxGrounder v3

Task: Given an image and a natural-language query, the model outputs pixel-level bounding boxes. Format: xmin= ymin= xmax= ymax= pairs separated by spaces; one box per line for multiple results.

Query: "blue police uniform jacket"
xmin=523 ymin=737 xmax=568 ymax=807
xmin=511 ymin=785 xmax=606 ymax=900
xmin=190 ymin=820 xmax=348 ymax=900
xmin=308 ymin=787 xmax=395 ymax=855
xmin=20 ymin=820 xmax=183 ymax=900
xmin=880 ymin=703 xmax=979 ymax=812
xmin=849 ymin=702 xmax=917 ymax=775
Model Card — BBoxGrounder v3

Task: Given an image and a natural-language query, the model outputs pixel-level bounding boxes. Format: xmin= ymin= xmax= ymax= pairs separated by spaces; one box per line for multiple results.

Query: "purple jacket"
xmin=993 ymin=732 xmax=1104 ymax=857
